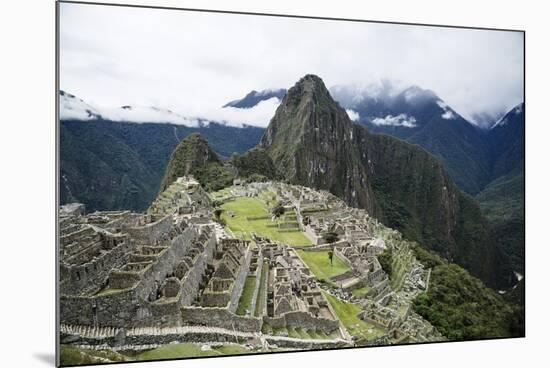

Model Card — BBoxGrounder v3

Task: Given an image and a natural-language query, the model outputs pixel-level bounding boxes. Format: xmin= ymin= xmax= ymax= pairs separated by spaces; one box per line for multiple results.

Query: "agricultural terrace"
xmin=219 ymin=196 xmax=312 ymax=246
xmin=296 ymin=250 xmax=350 ymax=282
xmin=323 ymin=292 xmax=386 ymax=342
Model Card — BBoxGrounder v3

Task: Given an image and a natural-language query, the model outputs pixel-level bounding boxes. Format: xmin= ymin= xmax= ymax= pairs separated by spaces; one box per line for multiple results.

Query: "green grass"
xmin=323 ymin=292 xmax=385 ymax=342
xmin=296 ymin=250 xmax=350 ymax=281
xmin=60 ymin=345 xmax=132 ymax=365
xmin=220 ymin=197 xmax=311 ymax=246
xmin=254 ymin=262 xmax=269 ymax=317
xmin=137 ymin=343 xmax=252 ymax=360
xmin=351 ymin=285 xmax=371 ymax=297
xmin=95 ymin=287 xmax=127 ymax=297
xmin=236 ymin=277 xmax=257 ymax=315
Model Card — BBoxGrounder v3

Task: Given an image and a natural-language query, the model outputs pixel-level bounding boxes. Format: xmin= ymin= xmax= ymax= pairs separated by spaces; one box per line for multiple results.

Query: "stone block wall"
xmin=248 ymin=258 xmax=264 ymax=316
xmin=181 ymin=306 xmax=262 ymax=332
xmin=60 ymin=237 xmax=136 ymax=296
xmin=126 ymin=215 xmax=173 ymax=244
xmin=59 ymin=225 xmax=209 ymax=328
xmin=227 ymin=243 xmax=253 ymax=313
xmin=263 ymin=310 xmax=339 ymax=334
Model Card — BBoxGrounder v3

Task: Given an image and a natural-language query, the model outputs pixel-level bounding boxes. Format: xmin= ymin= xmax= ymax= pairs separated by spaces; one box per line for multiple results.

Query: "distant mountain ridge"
xmin=60 ymin=117 xmax=264 ymax=212
xmin=227 ymin=84 xmax=523 ymax=197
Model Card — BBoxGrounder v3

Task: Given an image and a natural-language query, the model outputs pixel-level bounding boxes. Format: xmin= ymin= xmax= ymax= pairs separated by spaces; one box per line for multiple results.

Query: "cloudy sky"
xmin=60 ymin=2 xmax=524 ymax=127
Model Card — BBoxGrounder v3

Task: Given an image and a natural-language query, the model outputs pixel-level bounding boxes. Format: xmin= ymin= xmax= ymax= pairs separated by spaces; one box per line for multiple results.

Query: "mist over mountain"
xmin=223 ymin=89 xmax=287 ymax=109
xmin=226 ymin=82 xmax=521 ymax=195
xmin=59 ymin=91 xmax=265 ymax=212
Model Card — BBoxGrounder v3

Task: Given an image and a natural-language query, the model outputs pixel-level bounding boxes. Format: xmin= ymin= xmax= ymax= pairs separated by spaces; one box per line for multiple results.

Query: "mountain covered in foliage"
xmin=159 ymin=133 xmax=233 ymax=193
xmin=60 ymin=116 xmax=264 ymax=212
xmin=259 ymin=74 xmax=513 ymax=289
xmin=476 ymin=103 xmax=525 ymax=274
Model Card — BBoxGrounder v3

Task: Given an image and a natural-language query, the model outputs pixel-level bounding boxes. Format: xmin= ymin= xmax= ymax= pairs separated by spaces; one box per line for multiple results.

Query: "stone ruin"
xmin=59 ymin=177 xmax=443 ymax=352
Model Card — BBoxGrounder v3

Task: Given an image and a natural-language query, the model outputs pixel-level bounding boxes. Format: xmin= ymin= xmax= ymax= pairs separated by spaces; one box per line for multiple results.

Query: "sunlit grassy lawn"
xmin=323 ymin=292 xmax=386 ymax=341
xmin=296 ymin=250 xmax=350 ymax=281
xmin=236 ymin=276 xmax=256 ymax=315
xmin=137 ymin=343 xmax=252 ymax=360
xmin=220 ymin=197 xmax=311 ymax=246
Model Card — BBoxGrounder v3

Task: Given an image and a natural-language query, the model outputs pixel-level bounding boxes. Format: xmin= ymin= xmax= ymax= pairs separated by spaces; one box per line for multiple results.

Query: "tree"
xmin=328 ymin=249 xmax=334 ymax=266
xmin=323 ymin=232 xmax=339 ymax=267
xmin=323 ymin=231 xmax=339 ymax=245
xmin=378 ymin=248 xmax=393 ymax=276
xmin=272 ymin=204 xmax=285 ymax=218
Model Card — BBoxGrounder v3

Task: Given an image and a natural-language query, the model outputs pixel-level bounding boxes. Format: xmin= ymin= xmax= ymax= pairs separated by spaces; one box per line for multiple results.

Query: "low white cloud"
xmin=59 ymin=92 xmax=100 ymax=120
xmin=196 ymin=97 xmax=281 ymax=127
xmin=101 ymin=106 xmax=201 ymax=126
xmin=441 ymin=110 xmax=456 ymax=120
xmin=372 ymin=114 xmax=417 ymax=128
xmin=60 ymin=91 xmax=281 ymax=128
xmin=346 ymin=109 xmax=360 ymax=121
xmin=437 ymin=100 xmax=456 ymax=120
xmin=60 ymin=4 xmax=523 ymax=129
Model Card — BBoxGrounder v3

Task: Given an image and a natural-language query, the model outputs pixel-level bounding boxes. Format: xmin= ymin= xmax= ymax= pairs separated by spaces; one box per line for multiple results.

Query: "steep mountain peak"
xmin=260 ymin=74 xmax=353 ymax=149
xmin=260 ymin=74 xmax=374 ymax=212
xmin=285 ymin=74 xmax=333 ymax=104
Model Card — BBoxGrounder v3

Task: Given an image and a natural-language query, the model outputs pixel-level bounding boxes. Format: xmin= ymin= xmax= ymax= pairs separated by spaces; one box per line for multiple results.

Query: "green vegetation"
xmin=271 ymin=203 xmax=286 ymax=218
xmin=230 ymin=147 xmax=279 ymax=180
xmin=60 ymin=345 xmax=132 ymax=365
xmin=220 ymin=197 xmax=311 ymax=246
xmin=159 ymin=133 xmax=235 ymax=193
xmin=194 ymin=162 xmax=235 ymax=192
xmin=350 ymin=285 xmax=371 ymax=297
xmin=322 ymin=231 xmax=339 ymax=244
xmin=137 ymin=343 xmax=251 ymax=361
xmin=62 ymin=342 xmax=280 ymax=365
xmin=95 ymin=287 xmax=126 ymax=297
xmin=378 ymin=244 xmax=415 ymax=290
xmin=477 ymin=171 xmax=524 ymax=222
xmin=254 ymin=262 xmax=269 ymax=317
xmin=323 ymin=292 xmax=385 ymax=342
xmin=236 ymin=277 xmax=257 ymax=315
xmin=477 ymin=171 xmax=525 ymax=274
xmin=377 ymin=248 xmax=392 ymax=275
xmin=60 ymin=119 xmax=263 ymax=212
xmin=412 ymin=245 xmax=522 ymax=340
xmin=296 ymin=250 xmax=350 ymax=281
